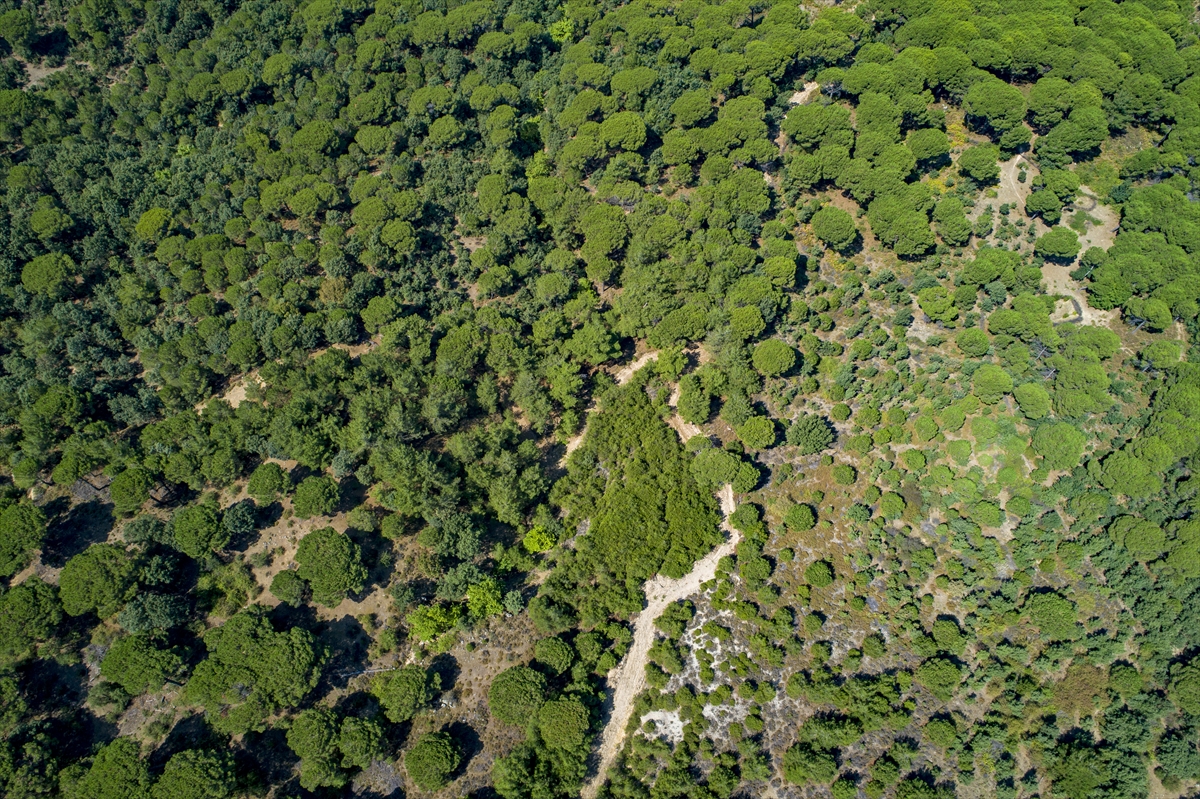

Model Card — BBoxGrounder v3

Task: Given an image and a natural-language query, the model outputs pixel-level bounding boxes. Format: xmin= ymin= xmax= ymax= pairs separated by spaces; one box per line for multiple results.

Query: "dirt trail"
xmin=563 ymin=348 xmax=735 ymax=797
xmin=996 ymin=153 xmax=1035 ymax=212
xmin=583 ymin=483 xmax=737 ymax=799
xmin=1044 ymin=189 xmax=1120 ymax=327
xmin=612 ymin=350 xmax=659 ymax=385
xmin=562 ymin=350 xmax=660 ymax=460
xmin=665 ymin=384 xmax=702 ymax=441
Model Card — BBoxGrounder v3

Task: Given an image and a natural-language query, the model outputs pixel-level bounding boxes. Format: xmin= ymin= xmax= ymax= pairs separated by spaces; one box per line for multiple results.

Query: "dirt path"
xmin=562 ymin=350 xmax=660 ymax=461
xmin=563 ymin=349 xmax=735 ymax=797
xmin=996 ymin=153 xmax=1035 ymax=212
xmin=665 ymin=384 xmax=702 ymax=441
xmin=1044 ymin=190 xmax=1120 ymax=327
xmin=583 ymin=483 xmax=737 ymax=799
xmin=612 ymin=350 xmax=660 ymax=385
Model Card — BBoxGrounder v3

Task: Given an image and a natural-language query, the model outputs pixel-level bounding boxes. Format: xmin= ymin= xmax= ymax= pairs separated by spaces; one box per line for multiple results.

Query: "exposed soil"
xmin=789 ymin=81 xmax=821 ymax=105
xmin=14 ymin=55 xmax=71 ymax=88
xmin=583 ymin=369 xmax=740 ymax=796
xmin=1044 ymin=194 xmax=1120 ymax=327
xmin=996 ymin=153 xmax=1036 ymax=213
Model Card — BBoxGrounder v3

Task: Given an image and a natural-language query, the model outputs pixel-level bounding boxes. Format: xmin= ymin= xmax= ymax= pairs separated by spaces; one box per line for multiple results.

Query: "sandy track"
xmin=561 ymin=349 xmax=737 ymax=797
xmin=1044 ymin=189 xmax=1120 ymax=327
xmin=789 ymin=81 xmax=820 ymax=105
xmin=582 ymin=460 xmax=738 ymax=797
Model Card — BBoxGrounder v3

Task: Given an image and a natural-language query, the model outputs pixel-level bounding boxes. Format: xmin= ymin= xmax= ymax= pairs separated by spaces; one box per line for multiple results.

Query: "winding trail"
xmin=582 ymin=461 xmax=739 ymax=797
xmin=559 ymin=348 xmax=739 ymax=797
xmin=562 ymin=350 xmax=660 ymax=461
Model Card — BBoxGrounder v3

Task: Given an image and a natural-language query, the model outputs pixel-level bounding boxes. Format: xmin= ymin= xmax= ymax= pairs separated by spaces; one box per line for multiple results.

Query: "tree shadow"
xmin=429 ymin=653 xmax=460 ymax=694
xmin=316 ymin=615 xmax=371 ymax=691
xmin=224 ymin=499 xmax=263 ymax=552
xmin=31 ymin=27 xmax=71 ymax=61
xmin=239 ymin=725 xmax=298 ymax=790
xmin=41 ymin=497 xmax=114 ymax=567
xmin=148 ymin=713 xmax=225 ymax=772
xmin=19 ymin=652 xmax=117 ymax=758
xmin=333 ymin=689 xmax=381 ymax=719
xmin=467 ymin=788 xmax=501 ymax=799
xmin=344 ymin=525 xmax=393 ymax=597
xmin=837 ymin=231 xmax=864 ymax=257
xmin=544 ymin=440 xmax=570 ymax=483
xmin=356 ymin=785 xmax=408 ymax=799
xmin=337 ymin=475 xmax=370 ymax=514
xmin=23 ymin=657 xmax=88 ymax=718
xmin=257 ymin=499 xmax=284 ymax=528
xmin=446 ymin=721 xmax=483 ymax=778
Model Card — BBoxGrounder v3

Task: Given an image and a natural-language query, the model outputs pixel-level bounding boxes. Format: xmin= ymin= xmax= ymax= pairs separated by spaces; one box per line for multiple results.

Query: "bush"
xmin=295 ymin=527 xmax=367 ymax=607
xmin=488 ymin=666 xmax=547 ymax=725
xmin=247 ymin=462 xmax=290 ymax=505
xmin=534 ymin=637 xmax=575 ymax=675
xmin=372 ymin=665 xmax=440 ymax=723
xmin=293 ymin=476 xmax=340 ymax=519
xmin=405 ymin=732 xmax=461 ymax=791
xmin=785 ymin=504 xmax=817 ymax=532
xmin=752 ymin=339 xmax=798 ymax=376
xmin=523 ymin=525 xmax=556 ymax=553
xmin=737 ymin=417 xmax=776 ymax=449
xmin=173 ymin=503 xmax=228 ymax=560
xmin=811 ymin=206 xmax=857 ymax=251
xmin=537 ymin=697 xmax=591 ymax=749
xmin=787 ymin=414 xmax=834 ymax=454
xmin=1035 ymin=227 xmax=1081 ymax=261
xmin=782 ymin=742 xmax=838 ymax=784
xmin=956 ymin=328 xmax=989 ymax=356
xmin=270 ymin=570 xmax=307 ymax=606
xmin=805 ymin=560 xmax=835 ymax=588
xmin=0 ymin=502 xmax=46 ymax=577
xmin=915 ymin=656 xmax=962 ymax=700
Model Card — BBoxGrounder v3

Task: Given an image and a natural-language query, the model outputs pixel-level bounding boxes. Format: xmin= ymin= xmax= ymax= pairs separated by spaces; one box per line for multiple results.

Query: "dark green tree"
xmin=295 ymin=527 xmax=367 ymax=607
xmin=405 ymin=732 xmax=461 ymax=791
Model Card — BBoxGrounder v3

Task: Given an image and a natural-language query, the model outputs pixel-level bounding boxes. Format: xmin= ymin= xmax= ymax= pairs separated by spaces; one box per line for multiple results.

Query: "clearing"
xmin=1045 ymin=191 xmax=1120 ymax=327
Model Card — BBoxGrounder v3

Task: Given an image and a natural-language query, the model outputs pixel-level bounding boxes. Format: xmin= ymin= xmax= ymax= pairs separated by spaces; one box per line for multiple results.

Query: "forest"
xmin=1 ymin=0 xmax=1200 ymax=795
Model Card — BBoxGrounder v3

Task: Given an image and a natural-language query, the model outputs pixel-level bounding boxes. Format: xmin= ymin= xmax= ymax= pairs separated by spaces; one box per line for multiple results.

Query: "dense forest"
xmin=2 ymin=0 xmax=1200 ymax=795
